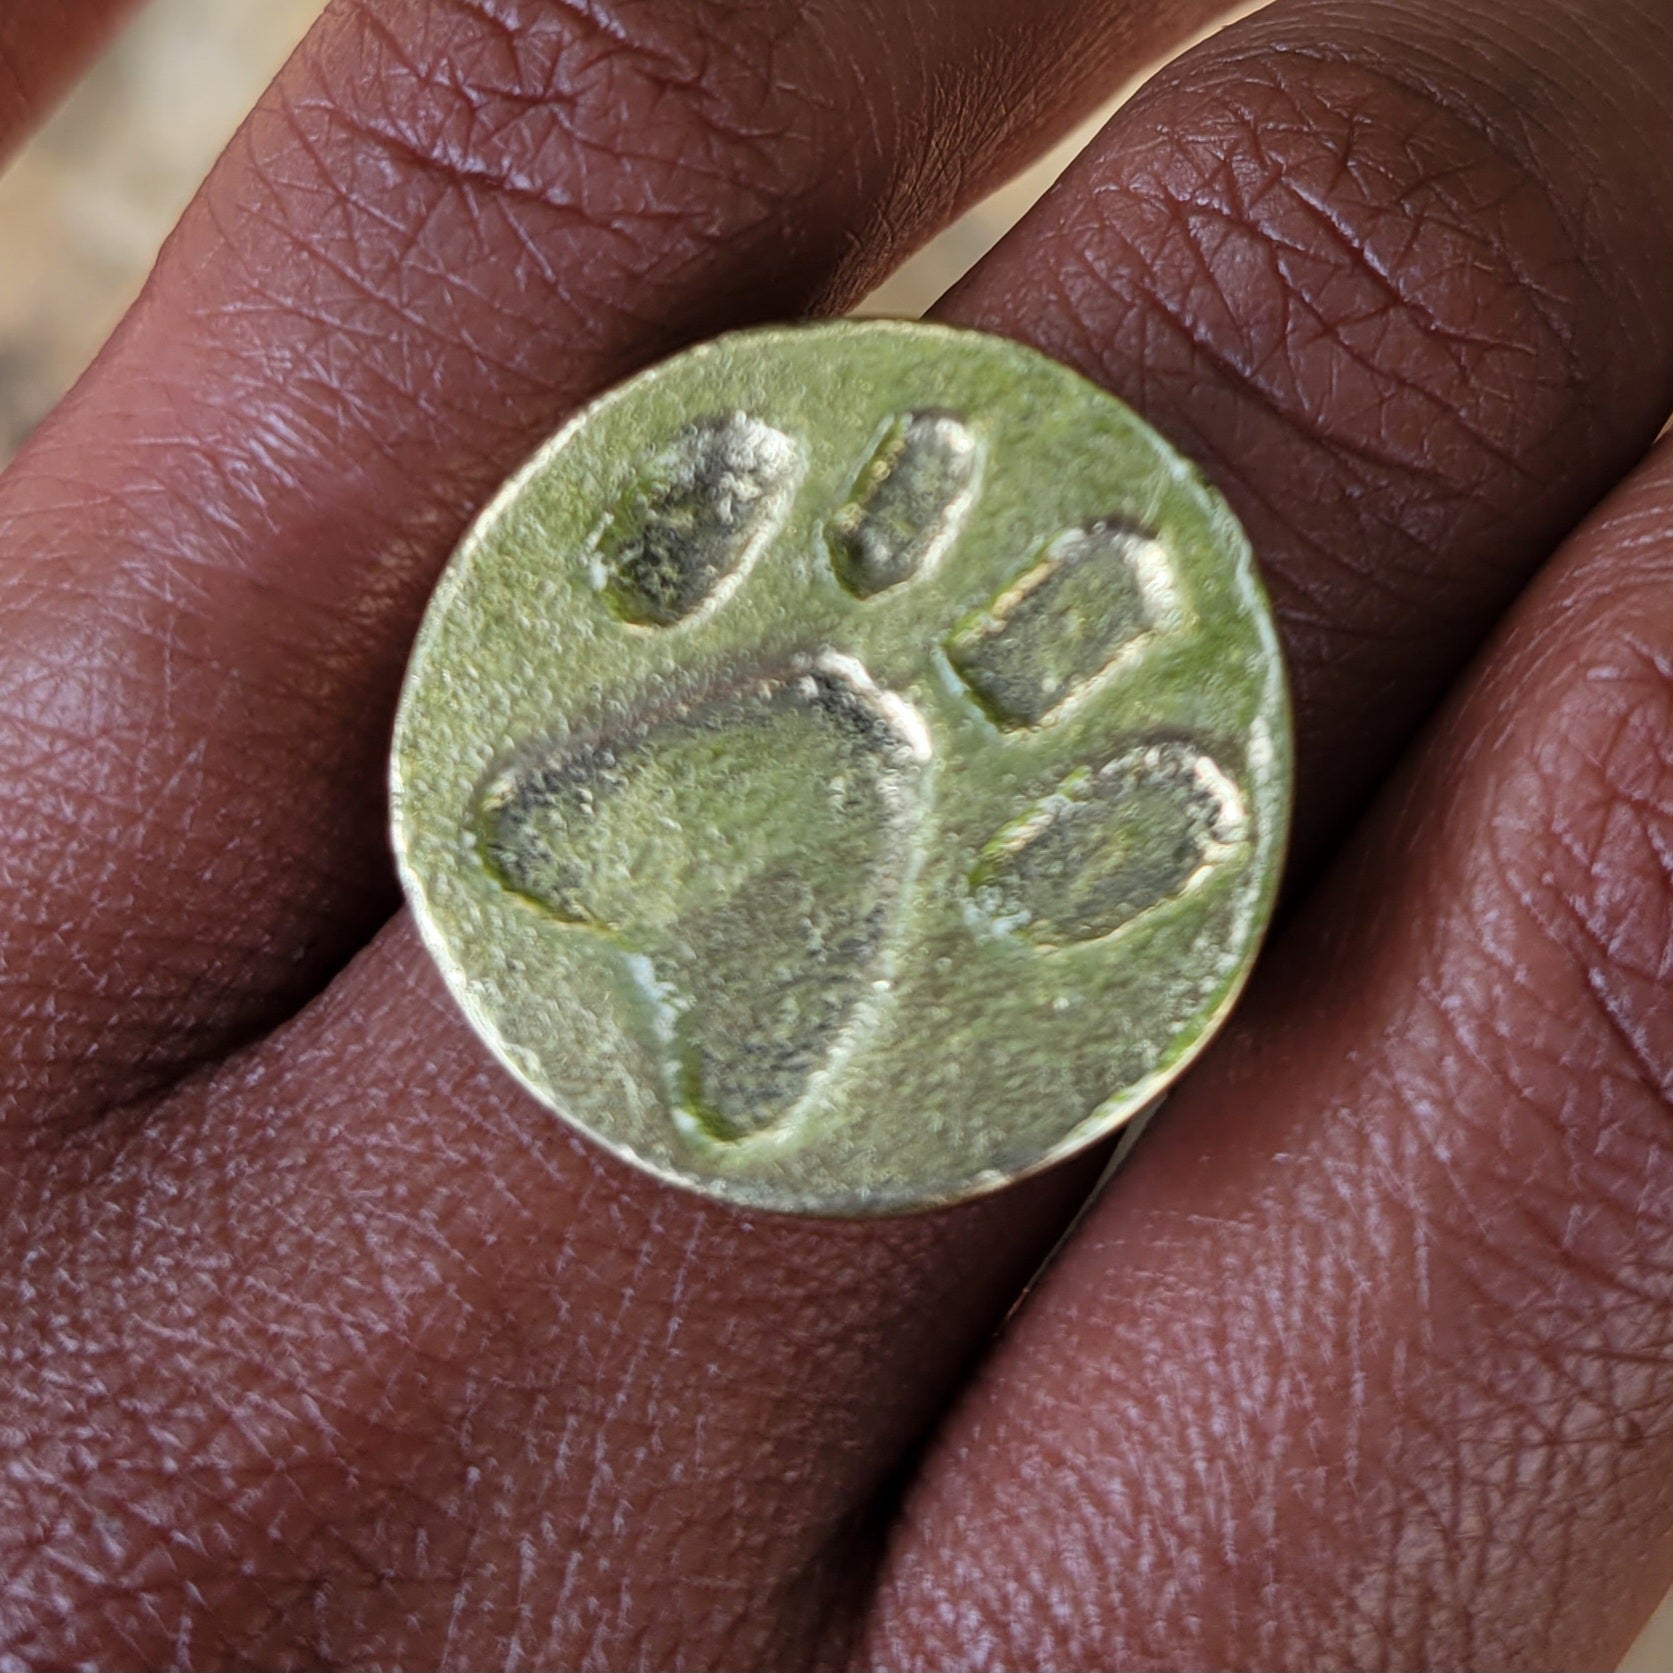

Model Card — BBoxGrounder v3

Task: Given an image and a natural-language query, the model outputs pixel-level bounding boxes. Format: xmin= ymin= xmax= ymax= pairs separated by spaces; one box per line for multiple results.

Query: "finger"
xmin=937 ymin=0 xmax=1673 ymax=865
xmin=0 ymin=0 xmax=140 ymax=165
xmin=858 ymin=411 xmax=1673 ymax=1665
xmin=0 ymin=935 xmax=1103 ymax=1671
xmin=0 ymin=0 xmax=1223 ymax=1131
xmin=12 ymin=0 xmax=1673 ymax=1668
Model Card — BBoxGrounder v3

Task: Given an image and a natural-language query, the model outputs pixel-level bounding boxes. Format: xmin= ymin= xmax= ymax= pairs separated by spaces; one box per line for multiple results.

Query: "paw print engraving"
xmin=476 ymin=412 xmax=1246 ymax=1148
xmin=970 ymin=741 xmax=1248 ymax=949
xmin=594 ymin=412 xmax=800 ymax=626
xmin=828 ymin=410 xmax=980 ymax=597
xmin=392 ymin=322 xmax=1290 ymax=1211
xmin=946 ymin=518 xmax=1182 ymax=728
xmin=478 ymin=653 xmax=930 ymax=1143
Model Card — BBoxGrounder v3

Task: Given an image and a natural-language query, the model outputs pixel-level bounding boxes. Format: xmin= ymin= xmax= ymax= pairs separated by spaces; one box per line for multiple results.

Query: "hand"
xmin=2 ymin=0 xmax=1671 ymax=1667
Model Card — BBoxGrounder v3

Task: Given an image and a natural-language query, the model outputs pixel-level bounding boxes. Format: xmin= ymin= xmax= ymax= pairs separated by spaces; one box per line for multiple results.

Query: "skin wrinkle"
xmin=4 ymin=1197 xmax=471 ymax=1652
xmin=1515 ymin=653 xmax=1673 ymax=1109
xmin=344 ymin=1 xmax=806 ymax=213
xmin=1128 ymin=67 xmax=1570 ymax=472
xmin=1094 ymin=196 xmax=1523 ymax=494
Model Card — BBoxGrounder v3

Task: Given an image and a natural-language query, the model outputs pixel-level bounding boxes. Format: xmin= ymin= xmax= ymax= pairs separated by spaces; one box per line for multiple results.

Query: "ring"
xmin=390 ymin=320 xmax=1292 ymax=1215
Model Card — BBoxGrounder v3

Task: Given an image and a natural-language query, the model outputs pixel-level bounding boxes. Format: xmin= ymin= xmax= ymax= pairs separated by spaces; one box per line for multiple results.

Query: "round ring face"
xmin=391 ymin=321 xmax=1292 ymax=1215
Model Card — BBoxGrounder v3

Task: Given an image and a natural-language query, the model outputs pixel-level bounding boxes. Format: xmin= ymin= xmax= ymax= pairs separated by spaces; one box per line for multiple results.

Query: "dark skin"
xmin=2 ymin=0 xmax=1672 ymax=1666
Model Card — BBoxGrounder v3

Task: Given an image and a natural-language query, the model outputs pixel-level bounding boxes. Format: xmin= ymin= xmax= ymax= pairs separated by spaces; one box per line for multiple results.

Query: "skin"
xmin=0 ymin=0 xmax=1670 ymax=1666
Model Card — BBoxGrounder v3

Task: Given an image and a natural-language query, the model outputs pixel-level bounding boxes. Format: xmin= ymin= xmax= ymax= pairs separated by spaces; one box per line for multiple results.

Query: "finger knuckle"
xmin=272 ymin=0 xmax=832 ymax=303
xmin=1126 ymin=43 xmax=1587 ymax=483
xmin=1419 ymin=557 xmax=1673 ymax=1314
xmin=1512 ymin=575 xmax=1673 ymax=1110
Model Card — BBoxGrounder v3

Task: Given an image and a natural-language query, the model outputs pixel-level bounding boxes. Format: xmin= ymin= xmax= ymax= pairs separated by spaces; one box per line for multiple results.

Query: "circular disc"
xmin=391 ymin=320 xmax=1292 ymax=1215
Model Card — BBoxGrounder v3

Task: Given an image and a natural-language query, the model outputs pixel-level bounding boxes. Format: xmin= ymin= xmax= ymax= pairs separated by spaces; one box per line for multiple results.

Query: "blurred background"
xmin=0 ymin=0 xmax=1107 ymax=462
xmin=0 ymin=4 xmax=1667 ymax=1667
